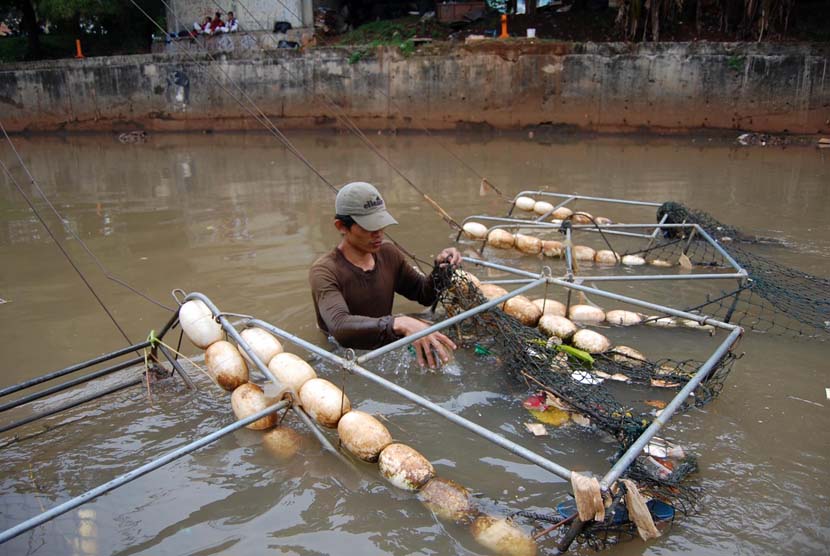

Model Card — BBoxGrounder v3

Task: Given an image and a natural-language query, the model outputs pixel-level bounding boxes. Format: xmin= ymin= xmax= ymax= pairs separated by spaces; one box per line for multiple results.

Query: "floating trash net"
xmin=640 ymin=202 xmax=830 ymax=338
xmin=435 ymin=268 xmax=737 ymax=448
xmin=433 ymin=267 xmax=738 ymax=548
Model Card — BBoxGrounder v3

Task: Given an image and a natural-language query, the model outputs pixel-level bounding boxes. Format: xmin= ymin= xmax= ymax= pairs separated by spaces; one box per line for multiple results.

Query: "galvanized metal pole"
xmin=0 ymin=377 xmax=144 ymax=435
xmin=574 ymin=273 xmax=747 ymax=282
xmin=600 ymin=326 xmax=743 ymax=488
xmin=464 ymin=257 xmax=549 ymax=280
xmin=546 ymin=277 xmax=739 ymax=330
xmin=358 ymin=278 xmax=548 ymax=363
xmin=0 ymin=400 xmax=289 ymax=545
xmin=456 ymin=216 xmax=654 ymax=239
xmin=248 ymin=316 xmax=574 ymax=482
xmin=515 ymin=191 xmax=663 ymax=207
xmin=0 ymin=356 xmax=145 ymax=413
xmin=157 ymin=344 xmax=197 ymax=390
xmin=0 ymin=344 xmax=149 ymax=399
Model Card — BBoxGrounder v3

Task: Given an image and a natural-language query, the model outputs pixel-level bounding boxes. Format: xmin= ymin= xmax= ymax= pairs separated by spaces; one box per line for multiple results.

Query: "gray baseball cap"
xmin=335 ymin=182 xmax=398 ymax=231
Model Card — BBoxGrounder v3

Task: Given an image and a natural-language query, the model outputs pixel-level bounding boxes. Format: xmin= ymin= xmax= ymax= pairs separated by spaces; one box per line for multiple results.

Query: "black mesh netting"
xmin=431 ymin=267 xmax=739 ymax=546
xmin=638 ymin=202 xmax=830 ymax=338
xmin=434 ymin=267 xmax=737 ymax=448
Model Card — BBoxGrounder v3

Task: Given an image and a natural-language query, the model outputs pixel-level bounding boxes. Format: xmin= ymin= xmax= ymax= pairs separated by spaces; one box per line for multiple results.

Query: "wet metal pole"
xmin=0 ymin=311 xmax=178 ymax=401
xmin=601 ymin=326 xmax=742 ymax=489
xmin=157 ymin=344 xmax=197 ymax=390
xmin=515 ymin=191 xmax=663 ymax=207
xmin=249 ymin=305 xmax=575 ymax=482
xmin=359 ymin=278 xmax=548 ymax=363
xmin=0 ymin=356 xmax=145 ymax=413
xmin=556 ymin=327 xmax=742 ymax=554
xmin=0 ymin=343 xmax=149 ymax=399
xmin=545 ymin=278 xmax=740 ymax=330
xmin=0 ymin=400 xmax=289 ymax=545
xmin=458 ymin=217 xmax=654 ymax=239
xmin=578 ymin=273 xmax=747 ymax=282
xmin=0 ymin=377 xmax=144 ymax=435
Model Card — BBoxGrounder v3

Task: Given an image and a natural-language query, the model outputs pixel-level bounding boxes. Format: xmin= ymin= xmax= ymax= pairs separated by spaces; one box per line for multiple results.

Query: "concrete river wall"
xmin=1 ymin=42 xmax=827 ymax=134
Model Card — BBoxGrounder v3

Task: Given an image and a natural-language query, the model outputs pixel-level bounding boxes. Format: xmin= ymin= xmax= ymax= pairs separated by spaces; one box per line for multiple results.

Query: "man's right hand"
xmin=393 ymin=315 xmax=457 ymax=370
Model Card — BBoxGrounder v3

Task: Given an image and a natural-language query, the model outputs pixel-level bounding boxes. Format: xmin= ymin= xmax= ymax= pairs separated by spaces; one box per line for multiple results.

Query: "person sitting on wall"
xmin=219 ymin=11 xmax=239 ymax=32
xmin=193 ymin=16 xmax=212 ymax=35
xmin=309 ymin=181 xmax=461 ymax=369
xmin=210 ymin=12 xmax=225 ymax=33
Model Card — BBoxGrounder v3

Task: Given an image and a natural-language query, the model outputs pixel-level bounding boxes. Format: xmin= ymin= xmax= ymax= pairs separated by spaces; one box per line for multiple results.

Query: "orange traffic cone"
xmin=499 ymin=14 xmax=509 ymax=38
xmin=75 ymin=39 xmax=84 ymax=59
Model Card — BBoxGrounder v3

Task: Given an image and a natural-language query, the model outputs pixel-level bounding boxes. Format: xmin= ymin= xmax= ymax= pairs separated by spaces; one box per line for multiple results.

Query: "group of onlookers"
xmin=193 ymin=11 xmax=238 ymax=35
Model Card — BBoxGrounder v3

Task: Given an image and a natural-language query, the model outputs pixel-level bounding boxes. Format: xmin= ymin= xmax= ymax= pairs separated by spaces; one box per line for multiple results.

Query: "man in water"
xmin=309 ymin=182 xmax=461 ymax=369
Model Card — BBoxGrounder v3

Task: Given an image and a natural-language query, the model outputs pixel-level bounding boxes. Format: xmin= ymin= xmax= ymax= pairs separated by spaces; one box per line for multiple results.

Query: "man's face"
xmin=341 ymin=221 xmax=385 ymax=253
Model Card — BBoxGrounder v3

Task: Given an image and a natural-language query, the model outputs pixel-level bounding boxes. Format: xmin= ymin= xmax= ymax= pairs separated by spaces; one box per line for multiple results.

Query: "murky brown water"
xmin=1 ymin=133 xmax=828 ymax=556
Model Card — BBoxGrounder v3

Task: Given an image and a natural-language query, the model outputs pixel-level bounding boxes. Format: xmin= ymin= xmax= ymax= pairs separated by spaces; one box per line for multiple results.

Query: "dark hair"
xmin=335 ymin=214 xmax=356 ymax=229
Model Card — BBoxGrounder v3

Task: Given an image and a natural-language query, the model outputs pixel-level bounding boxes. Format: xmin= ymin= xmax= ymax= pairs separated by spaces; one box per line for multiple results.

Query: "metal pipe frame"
xmin=0 ymin=399 xmax=289 ymax=545
xmin=248 ymin=290 xmax=575 ymax=482
xmin=463 ymin=219 xmax=740 ymax=266
xmin=464 ymin=258 xmax=741 ymax=330
xmin=513 ymin=191 xmax=664 ymax=208
xmin=578 ymin=273 xmax=747 ymax=282
xmin=0 ymin=376 xmax=144 ymax=435
xmin=461 ymin=254 xmax=747 ymax=282
xmin=0 ymin=310 xmax=179 ymax=401
xmin=458 ymin=259 xmax=743 ymax=550
xmin=360 ymin=278 xmax=547 ymax=363
xmin=600 ymin=326 xmax=743 ymax=489
xmin=458 ymin=220 xmax=747 ymax=282
xmin=459 ymin=215 xmax=657 ymax=240
xmin=482 ymin=279 xmax=537 ymax=285
xmin=0 ymin=342 xmax=150 ymax=400
xmin=462 ymin=183 xmax=745 ymax=280
xmin=547 ymin=271 xmax=741 ymax=328
xmin=249 ymin=265 xmax=742 ymax=495
xmin=184 ymin=293 xmax=342 ymax=460
xmin=0 ymin=248 xmax=744 ymax=549
xmin=157 ymin=344 xmax=197 ymax=391
xmin=0 ymin=356 xmax=145 ymax=413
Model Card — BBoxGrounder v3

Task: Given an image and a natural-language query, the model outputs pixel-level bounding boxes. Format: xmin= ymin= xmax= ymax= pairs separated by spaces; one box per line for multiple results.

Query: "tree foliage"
xmin=0 ymin=0 xmax=164 ymax=60
xmin=615 ymin=0 xmax=798 ymax=41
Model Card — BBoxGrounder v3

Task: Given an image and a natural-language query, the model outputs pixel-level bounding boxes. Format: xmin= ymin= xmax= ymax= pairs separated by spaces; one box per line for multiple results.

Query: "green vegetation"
xmin=727 ymin=55 xmax=745 ymax=72
xmin=0 ymin=0 xmax=164 ymax=61
xmin=337 ymin=16 xmax=444 ymax=46
xmin=338 ymin=15 xmax=441 ymax=63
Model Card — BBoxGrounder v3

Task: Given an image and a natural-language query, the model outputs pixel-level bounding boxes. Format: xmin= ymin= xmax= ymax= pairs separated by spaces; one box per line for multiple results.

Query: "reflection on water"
xmin=0 ymin=133 xmax=828 ymax=556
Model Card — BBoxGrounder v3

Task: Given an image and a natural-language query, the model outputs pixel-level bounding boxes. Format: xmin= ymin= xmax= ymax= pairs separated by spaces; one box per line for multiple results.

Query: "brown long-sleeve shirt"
xmin=309 ymin=243 xmax=437 ymax=349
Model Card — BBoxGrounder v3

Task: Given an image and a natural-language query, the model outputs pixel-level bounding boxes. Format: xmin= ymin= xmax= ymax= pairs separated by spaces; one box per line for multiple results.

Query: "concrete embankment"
xmin=1 ymin=41 xmax=827 ymax=134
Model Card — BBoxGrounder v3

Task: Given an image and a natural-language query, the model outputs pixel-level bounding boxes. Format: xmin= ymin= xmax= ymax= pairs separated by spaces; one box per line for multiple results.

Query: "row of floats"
xmin=462 ymin=224 xmax=672 ymax=267
xmin=178 ymin=299 xmax=539 ymax=556
xmin=462 ymin=196 xmax=676 ymax=267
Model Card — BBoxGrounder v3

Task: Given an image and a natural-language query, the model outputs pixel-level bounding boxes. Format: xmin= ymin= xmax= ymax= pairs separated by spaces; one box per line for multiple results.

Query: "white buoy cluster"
xmin=179 ymin=299 xmax=307 ymax=460
xmin=512 ymin=196 xmax=616 ymax=227
xmin=474 ymin=282 xmax=714 ymax=339
xmin=464 ymin=222 xmax=671 ymax=268
xmin=179 ymin=298 xmax=536 ymax=556
xmin=463 ymin=201 xmax=685 ymax=268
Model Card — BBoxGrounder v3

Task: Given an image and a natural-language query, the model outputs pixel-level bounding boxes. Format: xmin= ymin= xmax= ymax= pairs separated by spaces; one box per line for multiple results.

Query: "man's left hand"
xmin=435 ymin=247 xmax=462 ymax=267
